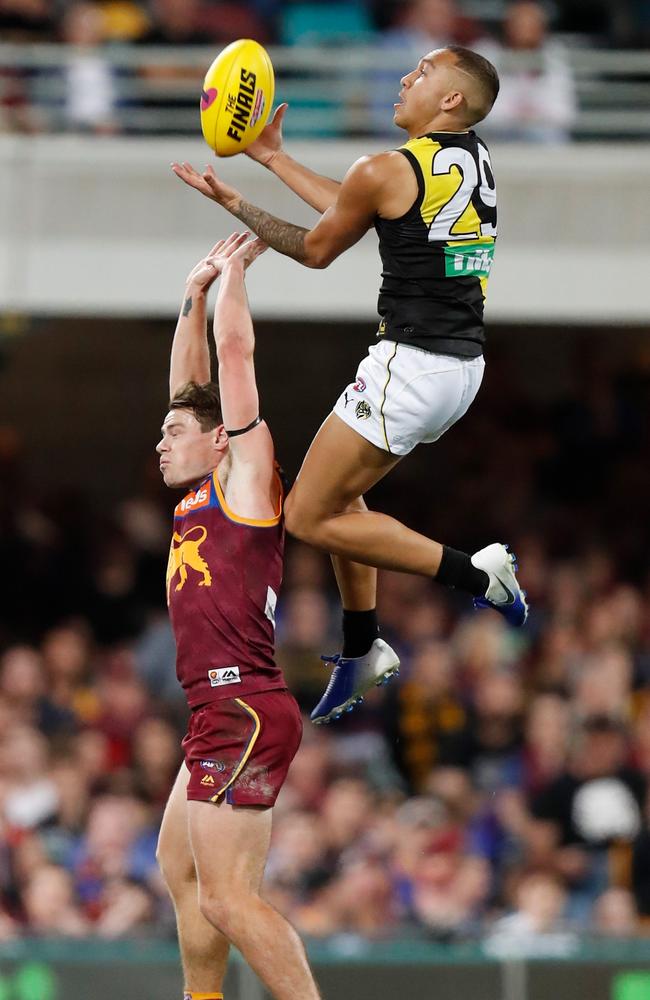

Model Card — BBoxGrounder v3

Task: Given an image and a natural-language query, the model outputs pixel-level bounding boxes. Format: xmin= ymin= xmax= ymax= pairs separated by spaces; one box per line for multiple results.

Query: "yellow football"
xmin=200 ymin=39 xmax=274 ymax=157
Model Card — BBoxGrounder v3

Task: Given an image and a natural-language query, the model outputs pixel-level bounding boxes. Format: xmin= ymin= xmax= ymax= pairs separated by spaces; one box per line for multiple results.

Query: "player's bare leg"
xmin=316 ymin=500 xmax=401 ymax=721
xmin=286 ymin=415 xmax=527 ymax=723
xmin=157 ymin=767 xmax=230 ymax=995
xmin=189 ymin=800 xmax=322 ymax=1000
xmin=331 ymin=500 xmax=379 ymax=652
xmin=285 ymin=413 xmax=442 ymax=573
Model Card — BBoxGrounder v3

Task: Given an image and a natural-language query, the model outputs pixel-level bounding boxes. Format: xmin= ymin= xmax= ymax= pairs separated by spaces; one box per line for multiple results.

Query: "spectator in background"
xmin=592 ymin=887 xmax=640 ymax=937
xmin=372 ymin=0 xmax=491 ymax=133
xmin=59 ymin=3 xmax=117 ymax=134
xmin=529 ymin=714 xmax=645 ymax=919
xmin=485 ymin=0 xmax=576 ymax=141
xmin=0 ymin=0 xmax=55 ymax=41
xmin=381 ymin=0 xmax=486 ymax=53
xmin=137 ymin=0 xmax=208 ymax=45
xmin=383 ymin=640 xmax=467 ymax=794
xmin=22 ymin=864 xmax=90 ymax=936
xmin=485 ymin=871 xmax=577 ymax=955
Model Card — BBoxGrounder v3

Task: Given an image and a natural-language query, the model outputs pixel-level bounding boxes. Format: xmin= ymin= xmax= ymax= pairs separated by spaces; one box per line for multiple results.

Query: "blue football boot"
xmin=310 ymin=638 xmax=400 ymax=725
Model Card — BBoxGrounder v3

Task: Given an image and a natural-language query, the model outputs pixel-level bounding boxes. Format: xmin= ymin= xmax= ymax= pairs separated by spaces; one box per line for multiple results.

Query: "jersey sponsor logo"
xmin=174 ymin=483 xmax=211 ymax=517
xmin=166 ymin=525 xmax=212 ymax=601
xmin=200 ymin=759 xmax=226 ymax=772
xmin=353 ymin=376 xmax=366 ymax=393
xmin=355 ymin=400 xmax=372 ymax=420
xmin=208 ymin=665 xmax=241 ymax=687
xmin=443 ymin=242 xmax=494 ymax=278
xmin=200 ymin=773 xmax=215 ymax=786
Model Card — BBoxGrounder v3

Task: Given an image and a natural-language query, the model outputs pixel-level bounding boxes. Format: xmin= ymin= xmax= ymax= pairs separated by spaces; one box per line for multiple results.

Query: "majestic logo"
xmin=355 ymin=400 xmax=372 ymax=420
xmin=353 ymin=376 xmax=366 ymax=393
xmin=200 ymin=87 xmax=218 ymax=111
xmin=166 ymin=525 xmax=212 ymax=600
xmin=200 ymin=759 xmax=226 ymax=772
xmin=200 ymin=774 xmax=215 ymax=786
xmin=174 ymin=484 xmax=210 ymax=517
xmin=208 ymin=666 xmax=241 ymax=687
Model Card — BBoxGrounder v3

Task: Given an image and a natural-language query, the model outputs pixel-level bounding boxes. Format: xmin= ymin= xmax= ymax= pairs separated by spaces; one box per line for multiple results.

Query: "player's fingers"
xmin=223 ymin=232 xmax=251 ymax=258
xmin=274 ymin=103 xmax=289 ymax=125
xmin=208 ymin=240 xmax=225 ymax=256
xmin=202 ymin=172 xmax=220 ymax=191
xmin=220 ymin=232 xmax=246 ymax=251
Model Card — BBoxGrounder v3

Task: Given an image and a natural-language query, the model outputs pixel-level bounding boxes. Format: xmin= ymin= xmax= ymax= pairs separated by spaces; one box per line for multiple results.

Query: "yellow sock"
xmin=183 ymin=993 xmax=223 ymax=1000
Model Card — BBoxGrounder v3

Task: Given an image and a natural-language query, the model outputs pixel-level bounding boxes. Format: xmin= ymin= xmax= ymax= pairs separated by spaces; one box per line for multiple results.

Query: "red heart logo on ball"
xmin=200 ymin=88 xmax=218 ymax=111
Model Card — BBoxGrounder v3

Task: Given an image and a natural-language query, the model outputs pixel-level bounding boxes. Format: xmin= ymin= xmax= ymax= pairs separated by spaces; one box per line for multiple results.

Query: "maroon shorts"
xmin=182 ymin=689 xmax=303 ymax=807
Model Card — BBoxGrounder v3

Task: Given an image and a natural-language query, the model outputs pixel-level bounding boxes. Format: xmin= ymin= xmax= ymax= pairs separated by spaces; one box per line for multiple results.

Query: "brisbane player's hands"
xmin=184 ymin=233 xmax=267 ymax=292
xmin=172 ymin=161 xmax=241 ymax=213
xmin=244 ymin=103 xmax=288 ymax=168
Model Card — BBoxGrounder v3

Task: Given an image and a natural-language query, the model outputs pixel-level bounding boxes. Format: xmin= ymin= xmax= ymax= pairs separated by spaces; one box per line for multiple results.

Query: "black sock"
xmin=436 ymin=545 xmax=489 ymax=597
xmin=342 ymin=609 xmax=380 ymax=658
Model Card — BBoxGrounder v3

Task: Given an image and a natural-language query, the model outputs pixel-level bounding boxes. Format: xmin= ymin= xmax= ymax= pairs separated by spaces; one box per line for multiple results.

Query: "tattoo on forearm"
xmin=182 ymin=296 xmax=193 ymax=317
xmin=234 ymin=200 xmax=308 ymax=263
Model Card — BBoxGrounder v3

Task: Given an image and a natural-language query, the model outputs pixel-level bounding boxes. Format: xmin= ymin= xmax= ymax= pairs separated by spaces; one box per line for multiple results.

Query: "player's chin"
xmin=393 ymin=105 xmax=407 ymax=128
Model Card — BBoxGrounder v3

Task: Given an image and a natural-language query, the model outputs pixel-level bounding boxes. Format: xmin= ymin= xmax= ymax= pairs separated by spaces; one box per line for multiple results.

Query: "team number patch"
xmin=208 ymin=666 xmax=241 ymax=687
xmin=444 ymin=242 xmax=494 ymax=277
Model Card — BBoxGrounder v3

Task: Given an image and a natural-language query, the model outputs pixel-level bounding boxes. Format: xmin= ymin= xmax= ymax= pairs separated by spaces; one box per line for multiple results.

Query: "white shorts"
xmin=332 ymin=340 xmax=485 ymax=456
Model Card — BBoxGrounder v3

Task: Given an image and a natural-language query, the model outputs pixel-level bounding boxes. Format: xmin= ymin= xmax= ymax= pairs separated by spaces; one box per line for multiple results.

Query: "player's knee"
xmin=199 ymin=889 xmax=246 ymax=937
xmin=156 ymin=839 xmax=195 ymax=896
xmin=283 ymin=494 xmax=319 ymax=544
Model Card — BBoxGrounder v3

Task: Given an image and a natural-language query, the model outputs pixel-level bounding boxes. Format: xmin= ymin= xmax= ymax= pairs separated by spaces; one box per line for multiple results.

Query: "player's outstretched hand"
xmin=171 ymin=161 xmax=240 ymax=213
xmin=245 ymin=103 xmax=288 ymax=167
xmin=227 ymin=235 xmax=268 ymax=270
xmin=185 ymin=233 xmax=250 ymax=290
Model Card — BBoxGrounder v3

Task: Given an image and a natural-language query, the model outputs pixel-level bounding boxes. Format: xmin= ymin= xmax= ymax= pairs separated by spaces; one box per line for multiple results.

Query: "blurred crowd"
xmin=1 ymin=0 xmax=649 ymax=140
xmin=0 ymin=346 xmax=649 ymax=947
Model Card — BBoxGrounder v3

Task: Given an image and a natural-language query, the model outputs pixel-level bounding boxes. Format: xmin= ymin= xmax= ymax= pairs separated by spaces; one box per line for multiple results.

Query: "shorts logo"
xmin=200 ymin=759 xmax=226 ymax=772
xmin=200 ymin=774 xmax=215 ymax=786
xmin=208 ymin=666 xmax=241 ymax=687
xmin=355 ymin=400 xmax=372 ymax=420
xmin=353 ymin=376 xmax=366 ymax=393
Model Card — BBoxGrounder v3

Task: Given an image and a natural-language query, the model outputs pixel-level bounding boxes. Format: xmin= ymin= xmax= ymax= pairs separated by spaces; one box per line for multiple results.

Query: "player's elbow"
xmin=216 ymin=330 xmax=253 ymax=363
xmin=303 ymin=237 xmax=335 ymax=269
xmin=306 ymin=249 xmax=333 ymax=269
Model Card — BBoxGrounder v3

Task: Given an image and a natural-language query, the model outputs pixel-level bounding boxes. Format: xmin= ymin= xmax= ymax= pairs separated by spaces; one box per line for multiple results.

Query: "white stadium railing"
xmin=1 ymin=43 xmax=650 ymax=138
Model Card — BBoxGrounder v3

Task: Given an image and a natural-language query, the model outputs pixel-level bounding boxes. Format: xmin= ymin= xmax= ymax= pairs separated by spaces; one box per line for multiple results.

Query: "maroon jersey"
xmin=166 ymin=469 xmax=286 ymax=708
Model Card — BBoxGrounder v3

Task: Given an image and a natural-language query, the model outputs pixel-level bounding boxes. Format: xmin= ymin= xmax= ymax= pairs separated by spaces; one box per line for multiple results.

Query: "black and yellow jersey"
xmin=375 ymin=130 xmax=497 ymax=358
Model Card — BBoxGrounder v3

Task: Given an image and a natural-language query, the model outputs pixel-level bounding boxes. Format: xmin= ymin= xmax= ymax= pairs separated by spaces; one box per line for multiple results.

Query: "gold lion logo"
xmin=166 ymin=525 xmax=212 ymax=601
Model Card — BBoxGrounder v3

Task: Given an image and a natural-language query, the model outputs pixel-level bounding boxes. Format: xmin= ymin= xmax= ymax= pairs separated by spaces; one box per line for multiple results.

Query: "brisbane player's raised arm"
xmin=172 ymin=151 xmax=398 ymax=269
xmin=212 ymin=237 xmax=279 ymax=520
xmin=168 ymin=253 xmax=214 ymax=399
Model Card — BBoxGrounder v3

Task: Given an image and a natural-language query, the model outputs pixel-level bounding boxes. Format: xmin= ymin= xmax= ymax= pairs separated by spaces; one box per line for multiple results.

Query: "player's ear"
xmin=213 ymin=424 xmax=229 ymax=453
xmin=441 ymin=89 xmax=464 ymax=113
